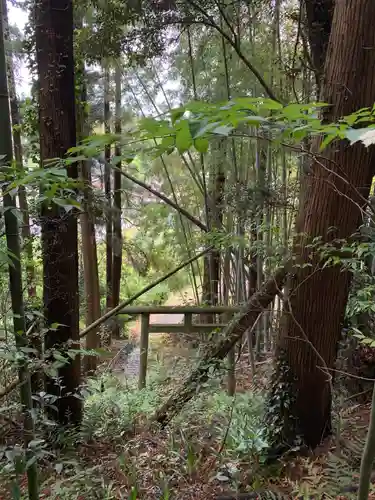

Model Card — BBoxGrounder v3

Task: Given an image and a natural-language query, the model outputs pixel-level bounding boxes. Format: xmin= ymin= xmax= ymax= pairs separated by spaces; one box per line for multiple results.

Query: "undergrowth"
xmin=1 ymin=360 xmax=370 ymax=499
xmin=0 ymin=362 xmax=272 ymax=499
xmin=81 ymin=375 xmax=162 ymax=441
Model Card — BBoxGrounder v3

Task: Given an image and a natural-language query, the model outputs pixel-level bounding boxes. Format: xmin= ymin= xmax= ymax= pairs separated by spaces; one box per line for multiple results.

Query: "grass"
xmin=1 ymin=388 xmax=374 ymax=498
xmin=77 ymin=359 xmax=272 ymax=499
xmin=1 ymin=314 xmax=375 ymax=499
xmin=0 ymin=349 xmax=275 ymax=499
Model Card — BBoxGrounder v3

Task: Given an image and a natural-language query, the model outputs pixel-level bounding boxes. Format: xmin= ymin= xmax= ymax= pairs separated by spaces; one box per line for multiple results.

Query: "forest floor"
xmin=94 ymin=319 xmax=375 ymax=500
xmin=1 ymin=348 xmax=374 ymax=499
xmin=67 ymin=362 xmax=375 ymax=499
xmin=92 ymin=318 xmax=375 ymax=499
xmin=1 ymin=288 xmax=375 ymax=498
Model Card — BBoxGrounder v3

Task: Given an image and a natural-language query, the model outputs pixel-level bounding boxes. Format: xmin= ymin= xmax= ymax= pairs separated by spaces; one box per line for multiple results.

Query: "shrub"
xmin=81 ymin=375 xmax=162 ymax=441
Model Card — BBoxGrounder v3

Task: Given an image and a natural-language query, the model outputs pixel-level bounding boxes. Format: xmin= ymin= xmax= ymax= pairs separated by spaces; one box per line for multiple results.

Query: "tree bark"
xmin=152 ymin=265 xmax=287 ymax=426
xmin=111 ymin=63 xmax=123 ymax=339
xmin=2 ymin=0 xmax=36 ymax=299
xmin=35 ymin=0 xmax=82 ymax=425
xmin=202 ymin=140 xmax=225 ymax=323
xmin=273 ymin=0 xmax=375 ymax=449
xmin=81 ymin=159 xmax=101 ymax=373
xmin=303 ymin=0 xmax=334 ymax=91
xmin=77 ymin=69 xmax=101 ymax=374
xmin=358 ymin=383 xmax=375 ymax=500
xmin=0 ymin=2 xmax=39 ymax=495
xmin=104 ymin=66 xmax=113 ymax=315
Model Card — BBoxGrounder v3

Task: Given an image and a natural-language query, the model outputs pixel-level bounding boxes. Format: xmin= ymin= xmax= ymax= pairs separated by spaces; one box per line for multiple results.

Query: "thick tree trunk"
xmin=35 ymin=0 xmax=82 ymax=425
xmin=111 ymin=64 xmax=123 ymax=339
xmin=272 ymin=0 xmax=375 ymax=449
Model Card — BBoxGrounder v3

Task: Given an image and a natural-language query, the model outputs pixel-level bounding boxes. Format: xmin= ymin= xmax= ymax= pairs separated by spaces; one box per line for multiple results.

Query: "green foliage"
xmin=81 ymin=375 xmax=162 ymax=441
xmin=82 ymin=364 xmax=269 ymax=462
xmin=70 ymin=99 xmax=375 ymax=192
xmin=208 ymin=392 xmax=267 ymax=457
xmin=40 ymin=465 xmax=118 ymax=500
xmin=19 ymin=96 xmax=39 ymax=164
xmin=95 ymin=240 xmax=186 ymax=311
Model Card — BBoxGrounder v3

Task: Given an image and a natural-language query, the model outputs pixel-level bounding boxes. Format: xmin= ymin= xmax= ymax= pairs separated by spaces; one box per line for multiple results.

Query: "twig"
xmin=181 ymin=0 xmax=280 ymax=102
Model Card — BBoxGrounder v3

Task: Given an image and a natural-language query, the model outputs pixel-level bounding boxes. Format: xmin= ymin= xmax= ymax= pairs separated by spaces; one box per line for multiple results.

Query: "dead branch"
xmin=151 ymin=264 xmax=288 ymax=426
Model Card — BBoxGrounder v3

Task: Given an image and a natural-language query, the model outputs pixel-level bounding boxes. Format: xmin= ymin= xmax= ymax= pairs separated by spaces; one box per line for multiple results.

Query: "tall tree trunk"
xmin=248 ymin=226 xmax=258 ymax=299
xmin=35 ymin=0 xmax=82 ymax=425
xmin=270 ymin=0 xmax=375 ymax=449
xmin=255 ymin=141 xmax=266 ymax=358
xmin=0 ymin=1 xmax=39 ymax=496
xmin=104 ymin=67 xmax=113 ymax=314
xmin=201 ymin=150 xmax=225 ymax=324
xmin=77 ymin=67 xmax=101 ymax=373
xmin=2 ymin=0 xmax=36 ymax=299
xmin=303 ymin=0 xmax=334 ymax=92
xmin=3 ymin=0 xmax=40 ymax=393
xmin=111 ymin=63 xmax=123 ymax=339
xmin=81 ymin=158 xmax=101 ymax=372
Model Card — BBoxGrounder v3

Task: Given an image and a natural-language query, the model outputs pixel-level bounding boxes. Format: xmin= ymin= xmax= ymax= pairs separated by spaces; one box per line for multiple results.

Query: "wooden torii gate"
xmin=119 ymin=305 xmax=241 ymax=390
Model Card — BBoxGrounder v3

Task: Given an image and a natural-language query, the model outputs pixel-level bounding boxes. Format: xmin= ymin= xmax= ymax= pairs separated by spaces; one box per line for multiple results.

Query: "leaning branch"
xmin=79 ymin=245 xmax=213 ymax=339
xmin=0 ymin=248 xmax=213 ymax=401
xmin=116 ymin=166 xmax=208 ymax=232
xmin=0 ymin=377 xmax=19 ymax=398
xmin=151 ymin=264 xmax=288 ymax=426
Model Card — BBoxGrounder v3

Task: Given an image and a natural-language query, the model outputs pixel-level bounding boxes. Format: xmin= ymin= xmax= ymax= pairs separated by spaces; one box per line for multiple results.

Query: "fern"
xmin=322 ymin=453 xmax=357 ymax=497
xmin=302 ymin=433 xmax=365 ymax=499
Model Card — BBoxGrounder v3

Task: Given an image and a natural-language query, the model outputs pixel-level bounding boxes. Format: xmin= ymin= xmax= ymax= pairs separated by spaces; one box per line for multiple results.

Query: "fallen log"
xmin=151 ymin=265 xmax=288 ymax=427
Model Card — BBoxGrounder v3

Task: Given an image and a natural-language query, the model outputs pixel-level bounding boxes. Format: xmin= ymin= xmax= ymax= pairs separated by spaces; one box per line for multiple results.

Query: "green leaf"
xmin=362 ymin=338 xmax=374 ymax=345
xmin=161 ymin=136 xmax=175 ymax=151
xmin=53 ymin=198 xmax=82 ymax=212
xmin=319 ymin=133 xmax=336 ymax=151
xmin=50 ymin=322 xmax=63 ymax=330
xmin=121 ymin=152 xmax=136 ymax=164
xmin=28 ymin=439 xmax=45 ymax=448
xmin=175 ymin=121 xmax=192 ymax=153
xmin=353 ymin=333 xmax=365 ymax=339
xmin=194 ymin=137 xmax=209 ymax=153
xmin=244 ymin=115 xmax=268 ymax=126
xmin=65 ymin=155 xmax=87 ymax=165
xmin=53 ymin=352 xmax=68 ymax=363
xmin=171 ymin=108 xmax=184 ymax=124
xmin=212 ymin=124 xmax=233 ymax=136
